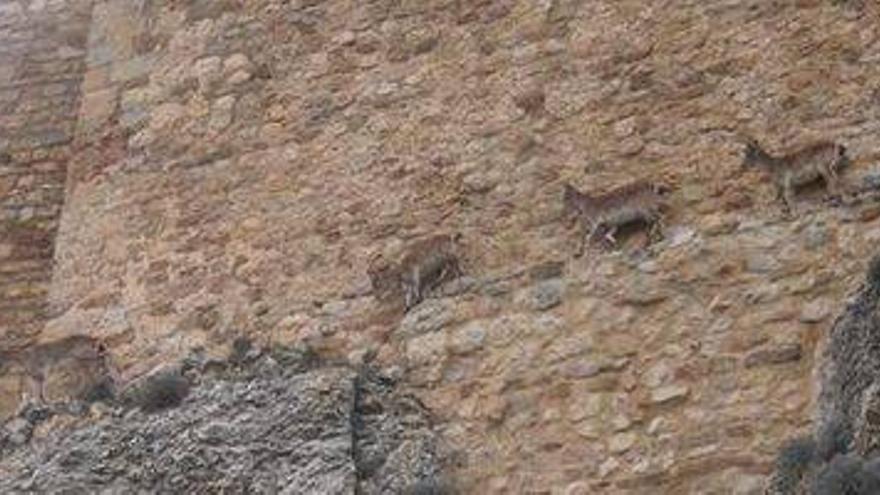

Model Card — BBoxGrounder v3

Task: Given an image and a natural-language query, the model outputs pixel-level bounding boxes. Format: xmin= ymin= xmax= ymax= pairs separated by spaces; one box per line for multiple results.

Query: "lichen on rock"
xmin=0 ymin=347 xmax=455 ymax=494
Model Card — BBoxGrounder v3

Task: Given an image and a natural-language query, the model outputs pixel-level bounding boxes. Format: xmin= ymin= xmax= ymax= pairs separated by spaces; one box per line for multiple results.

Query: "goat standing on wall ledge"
xmin=368 ymin=233 xmax=463 ymax=312
xmin=741 ymin=137 xmax=849 ymax=214
xmin=0 ymin=336 xmax=112 ymax=405
xmin=562 ymin=181 xmax=667 ymax=256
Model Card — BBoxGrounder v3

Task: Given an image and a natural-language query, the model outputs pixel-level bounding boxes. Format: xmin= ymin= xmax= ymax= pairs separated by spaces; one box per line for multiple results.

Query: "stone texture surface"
xmin=0 ymin=350 xmax=450 ymax=494
xmin=761 ymin=258 xmax=880 ymax=494
xmin=2 ymin=0 xmax=880 ymax=493
xmin=817 ymin=259 xmax=880 ymax=453
xmin=0 ymin=0 xmax=93 ymax=348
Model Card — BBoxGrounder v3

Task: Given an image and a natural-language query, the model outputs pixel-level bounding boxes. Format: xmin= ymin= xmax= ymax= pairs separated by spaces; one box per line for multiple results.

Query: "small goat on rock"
xmin=741 ymin=137 xmax=849 ymax=214
xmin=562 ymin=181 xmax=667 ymax=256
xmin=0 ymin=336 xmax=111 ymax=404
xmin=368 ymin=234 xmax=463 ymax=312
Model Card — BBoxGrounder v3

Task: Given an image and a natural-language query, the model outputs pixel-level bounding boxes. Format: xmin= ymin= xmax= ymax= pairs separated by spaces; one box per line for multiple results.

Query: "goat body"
xmin=742 ymin=138 xmax=848 ymax=213
xmin=367 ymin=253 xmax=402 ymax=301
xmin=368 ymin=234 xmax=463 ymax=312
xmin=563 ymin=181 xmax=666 ymax=255
xmin=0 ymin=335 xmax=110 ymax=404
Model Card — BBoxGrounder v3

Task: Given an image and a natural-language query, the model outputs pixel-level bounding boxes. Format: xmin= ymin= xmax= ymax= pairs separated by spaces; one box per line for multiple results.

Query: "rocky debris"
xmin=518 ymin=278 xmax=565 ymax=311
xmin=399 ymin=300 xmax=457 ymax=338
xmin=0 ymin=348 xmax=454 ymax=494
xmin=764 ymin=255 xmax=880 ymax=493
xmin=816 ymin=255 xmax=880 ymax=444
xmin=353 ymin=368 xmax=451 ymax=494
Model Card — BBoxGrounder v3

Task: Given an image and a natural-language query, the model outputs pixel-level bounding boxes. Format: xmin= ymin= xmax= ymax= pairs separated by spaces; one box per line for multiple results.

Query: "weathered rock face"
xmin=0 ymin=0 xmax=93 ymax=348
xmin=761 ymin=258 xmax=880 ymax=494
xmin=0 ymin=351 xmax=451 ymax=494
xmin=816 ymin=258 xmax=880 ymax=450
xmin=4 ymin=0 xmax=880 ymax=492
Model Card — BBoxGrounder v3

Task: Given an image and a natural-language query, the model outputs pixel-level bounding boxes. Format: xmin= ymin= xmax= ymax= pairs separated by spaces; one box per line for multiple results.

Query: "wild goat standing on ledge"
xmin=368 ymin=234 xmax=463 ymax=312
xmin=0 ymin=335 xmax=111 ymax=404
xmin=741 ymin=137 xmax=849 ymax=214
xmin=562 ymin=181 xmax=667 ymax=256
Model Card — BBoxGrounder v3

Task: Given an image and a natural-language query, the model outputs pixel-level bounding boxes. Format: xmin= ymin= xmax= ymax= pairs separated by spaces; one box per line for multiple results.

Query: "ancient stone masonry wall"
xmin=29 ymin=0 xmax=880 ymax=493
xmin=0 ymin=0 xmax=92 ymax=348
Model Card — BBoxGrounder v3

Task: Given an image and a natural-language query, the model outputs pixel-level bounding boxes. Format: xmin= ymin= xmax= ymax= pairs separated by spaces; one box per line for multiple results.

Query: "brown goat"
xmin=741 ymin=137 xmax=849 ymax=214
xmin=367 ymin=234 xmax=463 ymax=312
xmin=562 ymin=181 xmax=667 ymax=256
xmin=0 ymin=335 xmax=111 ymax=404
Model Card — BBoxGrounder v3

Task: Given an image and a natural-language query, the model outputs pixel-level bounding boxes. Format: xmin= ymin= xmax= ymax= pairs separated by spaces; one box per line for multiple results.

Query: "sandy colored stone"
xmin=599 ymin=457 xmax=620 ymax=478
xmin=650 ymin=385 xmax=690 ymax=405
xmin=800 ymin=298 xmax=832 ymax=323
xmin=609 ymin=432 xmax=637 ymax=454
xmin=6 ymin=0 xmax=880 ymax=493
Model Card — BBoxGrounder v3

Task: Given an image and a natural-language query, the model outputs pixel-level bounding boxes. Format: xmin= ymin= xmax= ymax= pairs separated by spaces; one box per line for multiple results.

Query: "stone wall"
xmin=4 ymin=0 xmax=880 ymax=492
xmin=0 ymin=0 xmax=92 ymax=349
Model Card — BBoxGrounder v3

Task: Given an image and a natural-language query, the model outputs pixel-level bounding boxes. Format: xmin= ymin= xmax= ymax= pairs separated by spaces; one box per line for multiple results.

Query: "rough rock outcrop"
xmin=0 ymin=348 xmax=452 ymax=494
xmin=817 ymin=256 xmax=880 ymax=453
xmin=765 ymin=256 xmax=880 ymax=494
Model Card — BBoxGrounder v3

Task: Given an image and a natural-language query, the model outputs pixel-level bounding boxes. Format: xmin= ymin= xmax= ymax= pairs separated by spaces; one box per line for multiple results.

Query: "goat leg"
xmin=413 ymin=268 xmax=423 ymax=307
xmin=822 ymin=166 xmax=845 ymax=205
xmin=783 ymin=186 xmax=797 ymax=216
xmin=575 ymin=223 xmax=596 ymax=258
xmin=402 ymin=279 xmax=413 ymax=312
xmin=776 ymin=181 xmax=795 ymax=216
xmin=575 ymin=233 xmax=586 ymax=258
xmin=603 ymin=225 xmax=618 ymax=250
xmin=646 ymin=215 xmax=663 ymax=247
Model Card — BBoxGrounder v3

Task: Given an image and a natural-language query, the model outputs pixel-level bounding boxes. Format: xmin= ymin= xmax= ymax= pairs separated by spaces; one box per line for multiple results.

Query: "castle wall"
xmin=0 ymin=0 xmax=95 ymax=418
xmin=0 ymin=0 xmax=92 ymax=347
xmin=6 ymin=0 xmax=880 ymax=492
